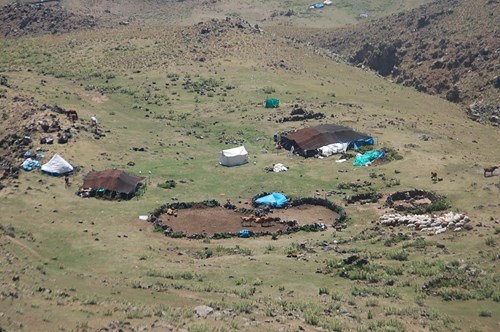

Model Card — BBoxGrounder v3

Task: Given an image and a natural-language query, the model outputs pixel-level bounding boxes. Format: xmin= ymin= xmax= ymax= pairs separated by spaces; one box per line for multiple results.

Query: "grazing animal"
xmin=431 ymin=172 xmax=438 ymax=180
xmin=90 ymin=115 xmax=98 ymax=126
xmin=484 ymin=166 xmax=499 ymax=177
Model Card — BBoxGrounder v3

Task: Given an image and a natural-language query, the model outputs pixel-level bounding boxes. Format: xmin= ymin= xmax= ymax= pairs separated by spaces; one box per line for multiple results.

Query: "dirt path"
xmin=3 ymin=235 xmax=44 ymax=260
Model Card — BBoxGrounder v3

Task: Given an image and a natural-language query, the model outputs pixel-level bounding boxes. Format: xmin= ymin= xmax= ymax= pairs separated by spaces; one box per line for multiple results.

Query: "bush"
xmin=319 ymin=287 xmax=330 ymax=295
xmin=479 ymin=310 xmax=492 ymax=317
xmin=157 ymin=180 xmax=176 ymax=189
xmin=170 ymin=231 xmax=185 ymax=238
xmin=485 ymin=237 xmax=495 ymax=247
xmin=262 ymin=86 xmax=275 ymax=94
xmin=381 ymin=147 xmax=403 ymax=161
xmin=195 ymin=248 xmax=213 ymax=259
xmin=304 ymin=309 xmax=320 ymax=326
xmin=387 ymin=250 xmax=409 ymax=261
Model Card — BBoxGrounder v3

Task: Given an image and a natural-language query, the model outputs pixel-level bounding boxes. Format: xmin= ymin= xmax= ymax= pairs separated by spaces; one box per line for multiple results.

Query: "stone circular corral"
xmin=149 ymin=198 xmax=346 ymax=239
xmin=384 ymin=189 xmax=447 ymax=214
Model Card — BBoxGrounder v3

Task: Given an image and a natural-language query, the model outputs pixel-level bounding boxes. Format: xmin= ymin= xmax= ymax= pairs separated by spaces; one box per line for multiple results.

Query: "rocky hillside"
xmin=0 ymin=1 xmax=98 ymax=38
xmin=309 ymin=0 xmax=499 ymax=126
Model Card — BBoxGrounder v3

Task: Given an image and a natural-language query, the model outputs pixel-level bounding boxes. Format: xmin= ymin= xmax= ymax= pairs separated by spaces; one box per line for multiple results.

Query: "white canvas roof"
xmin=219 ymin=146 xmax=248 ymax=166
xmin=41 ymin=154 xmax=74 ymax=175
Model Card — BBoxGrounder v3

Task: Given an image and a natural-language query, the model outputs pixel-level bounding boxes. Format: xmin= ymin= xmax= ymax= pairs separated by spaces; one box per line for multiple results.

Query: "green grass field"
xmin=0 ymin=3 xmax=499 ymax=331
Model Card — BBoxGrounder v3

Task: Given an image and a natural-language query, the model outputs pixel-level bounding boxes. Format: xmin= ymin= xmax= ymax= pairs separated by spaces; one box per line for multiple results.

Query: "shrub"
xmin=485 ymin=237 xmax=495 ymax=247
xmin=171 ymin=231 xmax=185 ymax=238
xmin=479 ymin=310 xmax=492 ymax=317
xmin=194 ymin=248 xmax=213 ymax=259
xmin=304 ymin=309 xmax=320 ymax=326
xmin=232 ymin=300 xmax=253 ymax=314
xmin=262 ymin=86 xmax=275 ymax=94
xmin=387 ymin=250 xmax=409 ymax=261
xmin=157 ymin=180 xmax=176 ymax=189
xmin=381 ymin=147 xmax=403 ymax=161
xmin=319 ymin=287 xmax=330 ymax=295
xmin=321 ymin=318 xmax=345 ymax=331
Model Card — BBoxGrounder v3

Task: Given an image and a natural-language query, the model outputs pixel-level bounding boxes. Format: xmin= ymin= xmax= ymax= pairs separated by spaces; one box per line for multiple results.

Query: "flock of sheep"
xmin=379 ymin=211 xmax=471 ymax=235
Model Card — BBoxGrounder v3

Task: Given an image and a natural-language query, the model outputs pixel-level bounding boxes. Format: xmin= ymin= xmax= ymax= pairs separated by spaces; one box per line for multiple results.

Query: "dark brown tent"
xmin=81 ymin=169 xmax=144 ymax=196
xmin=280 ymin=124 xmax=373 ymax=157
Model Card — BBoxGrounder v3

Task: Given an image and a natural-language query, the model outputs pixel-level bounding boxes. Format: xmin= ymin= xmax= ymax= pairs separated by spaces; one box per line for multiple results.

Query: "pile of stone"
xmin=380 ymin=211 xmax=471 ymax=234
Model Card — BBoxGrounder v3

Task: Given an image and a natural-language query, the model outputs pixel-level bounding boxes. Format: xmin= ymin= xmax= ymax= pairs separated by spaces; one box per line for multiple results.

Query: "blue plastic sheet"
xmin=353 ymin=150 xmax=385 ymax=166
xmin=21 ymin=158 xmax=41 ymax=171
xmin=255 ymin=192 xmax=288 ymax=208
xmin=239 ymin=230 xmax=252 ymax=238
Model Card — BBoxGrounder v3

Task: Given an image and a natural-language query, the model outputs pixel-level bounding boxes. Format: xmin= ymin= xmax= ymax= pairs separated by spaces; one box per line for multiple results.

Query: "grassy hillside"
xmin=0 ymin=7 xmax=499 ymax=332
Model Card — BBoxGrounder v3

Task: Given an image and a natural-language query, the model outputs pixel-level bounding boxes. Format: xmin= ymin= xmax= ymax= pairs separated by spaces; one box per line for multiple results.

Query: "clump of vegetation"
xmin=170 ymin=231 xmax=185 ymax=238
xmin=157 ymin=179 xmax=176 ymax=189
xmin=381 ymin=147 xmax=403 ymax=161
xmin=386 ymin=250 xmax=409 ymax=261
xmin=183 ymin=77 xmax=221 ymax=95
xmin=262 ymin=86 xmax=276 ymax=94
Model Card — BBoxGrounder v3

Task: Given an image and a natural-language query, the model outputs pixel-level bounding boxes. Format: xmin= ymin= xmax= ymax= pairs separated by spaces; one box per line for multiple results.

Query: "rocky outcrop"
xmin=0 ymin=1 xmax=98 ymax=38
xmin=307 ymin=0 xmax=499 ymax=126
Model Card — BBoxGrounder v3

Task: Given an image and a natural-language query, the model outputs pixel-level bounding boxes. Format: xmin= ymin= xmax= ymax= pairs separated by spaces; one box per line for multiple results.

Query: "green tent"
xmin=265 ymin=98 xmax=280 ymax=108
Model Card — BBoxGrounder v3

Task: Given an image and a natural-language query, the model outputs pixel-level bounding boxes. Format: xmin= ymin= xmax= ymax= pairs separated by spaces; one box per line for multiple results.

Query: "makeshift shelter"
xmin=265 ymin=98 xmax=280 ymax=108
xmin=41 ymin=154 xmax=73 ymax=176
xmin=280 ymin=124 xmax=374 ymax=157
xmin=80 ymin=169 xmax=144 ymax=199
xmin=219 ymin=146 xmax=248 ymax=167
xmin=353 ymin=150 xmax=385 ymax=166
xmin=255 ymin=192 xmax=288 ymax=208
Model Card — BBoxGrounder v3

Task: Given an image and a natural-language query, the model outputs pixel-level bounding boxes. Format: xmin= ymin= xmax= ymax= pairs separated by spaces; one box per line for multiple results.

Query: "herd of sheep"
xmin=379 ymin=211 xmax=471 ymax=235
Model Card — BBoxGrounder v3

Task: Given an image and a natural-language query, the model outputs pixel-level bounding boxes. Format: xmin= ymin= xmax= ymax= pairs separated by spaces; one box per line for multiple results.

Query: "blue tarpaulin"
xmin=255 ymin=192 xmax=288 ymax=208
xmin=353 ymin=150 xmax=385 ymax=166
xmin=21 ymin=158 xmax=41 ymax=171
xmin=239 ymin=230 xmax=252 ymax=238
xmin=313 ymin=3 xmax=325 ymax=9
xmin=350 ymin=137 xmax=375 ymax=150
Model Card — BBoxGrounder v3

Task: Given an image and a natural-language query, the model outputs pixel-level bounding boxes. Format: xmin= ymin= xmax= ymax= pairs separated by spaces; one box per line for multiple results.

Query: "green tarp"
xmin=265 ymin=98 xmax=279 ymax=108
xmin=353 ymin=150 xmax=385 ymax=166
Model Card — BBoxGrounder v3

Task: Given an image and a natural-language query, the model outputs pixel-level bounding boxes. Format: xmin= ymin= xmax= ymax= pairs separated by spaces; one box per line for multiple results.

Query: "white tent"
xmin=219 ymin=146 xmax=248 ymax=166
xmin=41 ymin=154 xmax=74 ymax=175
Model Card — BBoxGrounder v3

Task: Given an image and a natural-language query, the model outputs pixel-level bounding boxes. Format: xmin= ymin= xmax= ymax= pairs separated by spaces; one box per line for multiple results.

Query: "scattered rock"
xmin=194 ymin=305 xmax=214 ymax=317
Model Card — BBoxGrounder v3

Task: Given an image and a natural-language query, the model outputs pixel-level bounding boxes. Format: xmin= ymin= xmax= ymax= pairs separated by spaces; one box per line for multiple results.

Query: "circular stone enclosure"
xmin=150 ymin=199 xmax=345 ymax=238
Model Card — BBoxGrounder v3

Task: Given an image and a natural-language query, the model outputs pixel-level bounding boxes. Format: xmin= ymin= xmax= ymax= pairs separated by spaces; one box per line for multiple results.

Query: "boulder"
xmin=194 ymin=305 xmax=214 ymax=317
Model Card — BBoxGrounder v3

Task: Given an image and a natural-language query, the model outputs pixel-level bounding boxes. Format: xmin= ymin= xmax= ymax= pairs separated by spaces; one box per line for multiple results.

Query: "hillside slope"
xmin=307 ymin=0 xmax=499 ymax=125
xmin=0 ymin=1 xmax=99 ymax=38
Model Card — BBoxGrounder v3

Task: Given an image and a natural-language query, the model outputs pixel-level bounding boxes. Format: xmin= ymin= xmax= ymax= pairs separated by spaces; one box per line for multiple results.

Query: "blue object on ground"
xmin=353 ymin=150 xmax=385 ymax=166
xmin=239 ymin=230 xmax=252 ymax=238
xmin=255 ymin=192 xmax=288 ymax=208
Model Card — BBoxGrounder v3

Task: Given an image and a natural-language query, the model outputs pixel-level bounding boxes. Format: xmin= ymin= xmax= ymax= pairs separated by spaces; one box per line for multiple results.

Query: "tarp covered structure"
xmin=82 ymin=169 xmax=144 ymax=195
xmin=41 ymin=154 xmax=73 ymax=176
xmin=353 ymin=150 xmax=385 ymax=166
xmin=255 ymin=192 xmax=288 ymax=208
xmin=280 ymin=124 xmax=374 ymax=157
xmin=265 ymin=98 xmax=280 ymax=108
xmin=219 ymin=146 xmax=248 ymax=166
